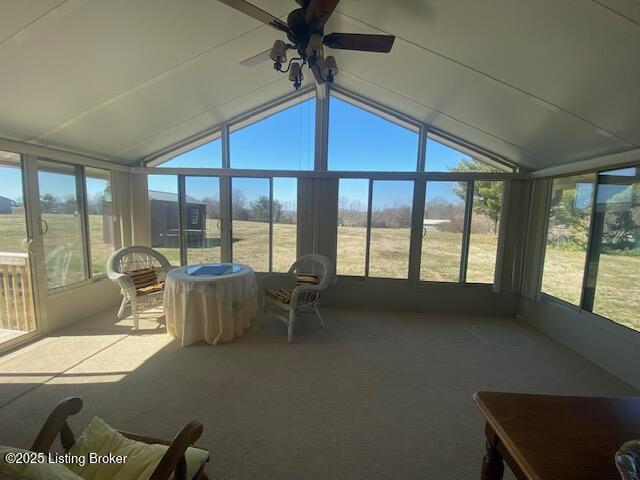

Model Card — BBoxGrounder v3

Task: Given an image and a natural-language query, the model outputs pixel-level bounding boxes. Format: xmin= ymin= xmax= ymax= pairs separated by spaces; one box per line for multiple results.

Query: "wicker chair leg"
xmin=314 ymin=305 xmax=326 ymax=329
xmin=131 ymin=301 xmax=140 ymax=330
xmin=117 ymin=297 xmax=128 ymax=319
xmin=287 ymin=309 xmax=296 ymax=344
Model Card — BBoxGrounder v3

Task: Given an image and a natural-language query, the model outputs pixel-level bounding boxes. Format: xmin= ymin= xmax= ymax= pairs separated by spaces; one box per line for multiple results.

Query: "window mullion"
xmin=364 ymin=179 xmax=373 ymax=277
xmin=580 ymin=174 xmax=601 ymax=311
xmin=221 ymin=125 xmax=230 ymax=169
xmin=417 ymin=125 xmax=427 ymax=172
xmin=178 ymin=175 xmax=187 ymax=266
xmin=220 ymin=176 xmax=232 ymax=263
xmin=77 ymin=165 xmax=91 ymax=280
xmin=408 ymin=179 xmax=426 ymax=281
xmin=315 ymin=85 xmax=329 ymax=171
xmin=459 ymin=181 xmax=474 ymax=283
xmin=269 ymin=177 xmax=273 ymax=273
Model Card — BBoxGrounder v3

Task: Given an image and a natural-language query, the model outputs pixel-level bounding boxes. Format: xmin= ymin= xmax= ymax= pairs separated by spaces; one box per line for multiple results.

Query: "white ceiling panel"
xmin=328 ymin=13 xmax=630 ymax=165
xmin=0 ymin=0 xmax=63 ymax=42
xmin=334 ymin=73 xmax=548 ymax=170
xmin=331 ymin=0 xmax=640 ymax=146
xmin=0 ymin=0 xmax=638 ymax=168
xmin=0 ymin=0 xmax=289 ymax=143
xmin=30 ymin=23 xmax=287 ymax=158
xmin=118 ymin=78 xmax=293 ymax=161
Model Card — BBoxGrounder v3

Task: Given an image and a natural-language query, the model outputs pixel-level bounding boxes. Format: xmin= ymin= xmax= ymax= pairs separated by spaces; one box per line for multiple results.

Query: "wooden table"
xmin=473 ymin=391 xmax=640 ymax=480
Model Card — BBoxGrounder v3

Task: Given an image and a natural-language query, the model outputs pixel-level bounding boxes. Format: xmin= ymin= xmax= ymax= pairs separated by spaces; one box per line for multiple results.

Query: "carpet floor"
xmin=0 ymin=307 xmax=636 ymax=479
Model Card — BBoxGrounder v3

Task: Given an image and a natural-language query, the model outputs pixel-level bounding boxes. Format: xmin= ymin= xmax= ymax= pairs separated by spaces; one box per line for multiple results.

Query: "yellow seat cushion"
xmin=296 ymin=273 xmax=319 ymax=285
xmin=0 ymin=446 xmax=83 ymax=479
xmin=265 ymin=288 xmax=319 ymax=305
xmin=66 ymin=417 xmax=208 ymax=480
xmin=124 ymin=268 xmax=163 ymax=294
xmin=136 ymin=281 xmax=165 ymax=295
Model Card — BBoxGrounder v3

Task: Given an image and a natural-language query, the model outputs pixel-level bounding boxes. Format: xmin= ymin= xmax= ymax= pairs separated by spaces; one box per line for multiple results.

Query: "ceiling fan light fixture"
xmin=224 ymin=0 xmax=395 ymax=91
xmin=269 ymin=40 xmax=287 ymax=65
xmin=305 ymin=33 xmax=323 ymax=61
xmin=289 ymin=62 xmax=303 ymax=89
xmin=323 ymin=55 xmax=338 ymax=81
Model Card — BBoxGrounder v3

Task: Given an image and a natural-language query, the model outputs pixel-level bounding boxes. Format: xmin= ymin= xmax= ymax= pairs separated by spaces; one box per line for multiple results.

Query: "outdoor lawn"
xmin=0 ymin=214 xmax=637 ymax=331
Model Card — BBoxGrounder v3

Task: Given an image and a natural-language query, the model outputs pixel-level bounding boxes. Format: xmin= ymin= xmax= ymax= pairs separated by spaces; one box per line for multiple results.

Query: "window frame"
xmin=84 ymin=166 xmax=117 ymax=279
xmin=539 ymin=163 xmax=640 ymax=332
xmin=34 ymin=158 xmax=118 ymax=293
xmin=327 ymin=89 xmax=422 ymax=173
xmin=335 ymin=175 xmax=506 ymax=283
xmin=145 ymin=130 xmax=223 ymax=168
xmin=139 ymin=84 xmax=519 ymax=285
xmin=162 ymin=173 xmax=299 ymax=273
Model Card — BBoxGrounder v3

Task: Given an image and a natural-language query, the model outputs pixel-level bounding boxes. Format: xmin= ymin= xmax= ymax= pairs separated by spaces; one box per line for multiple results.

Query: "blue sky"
xmin=1 ymin=166 xmax=23 ymax=202
xmin=1 ymin=94 xmax=474 ymax=207
xmin=1 ymin=165 xmax=109 ymax=204
xmin=149 ymin=96 xmax=474 ymax=207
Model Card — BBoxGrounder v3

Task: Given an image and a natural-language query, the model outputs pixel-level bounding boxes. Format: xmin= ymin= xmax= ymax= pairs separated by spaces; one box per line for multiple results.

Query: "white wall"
xmin=519 ymin=297 xmax=640 ymax=389
xmin=43 ymin=280 xmax=121 ymax=332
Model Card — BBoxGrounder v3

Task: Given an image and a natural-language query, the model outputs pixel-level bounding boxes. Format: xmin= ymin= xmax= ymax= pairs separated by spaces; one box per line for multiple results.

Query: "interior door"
xmin=0 ymin=152 xmax=38 ymax=346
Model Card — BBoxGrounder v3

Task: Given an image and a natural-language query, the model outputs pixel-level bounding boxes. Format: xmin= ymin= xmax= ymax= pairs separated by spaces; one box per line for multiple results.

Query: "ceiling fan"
xmin=218 ymin=0 xmax=395 ymax=89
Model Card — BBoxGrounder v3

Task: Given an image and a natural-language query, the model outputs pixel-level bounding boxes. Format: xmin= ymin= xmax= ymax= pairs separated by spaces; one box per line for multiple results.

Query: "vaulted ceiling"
xmin=1 ymin=0 xmax=639 ymax=170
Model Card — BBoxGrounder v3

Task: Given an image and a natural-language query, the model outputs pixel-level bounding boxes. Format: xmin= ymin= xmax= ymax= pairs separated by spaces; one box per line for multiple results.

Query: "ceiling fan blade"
xmin=239 ymin=48 xmax=272 ymax=67
xmin=305 ymin=0 xmax=340 ymax=29
xmin=323 ymin=33 xmax=395 ymax=53
xmin=217 ymin=0 xmax=290 ymax=32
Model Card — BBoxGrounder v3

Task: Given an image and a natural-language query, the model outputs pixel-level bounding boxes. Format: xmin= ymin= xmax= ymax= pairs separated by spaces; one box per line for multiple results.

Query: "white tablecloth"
xmin=163 ymin=264 xmax=257 ymax=346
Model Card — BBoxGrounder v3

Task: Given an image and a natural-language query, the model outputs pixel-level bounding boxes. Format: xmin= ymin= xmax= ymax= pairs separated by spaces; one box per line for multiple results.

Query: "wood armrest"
xmin=118 ymin=429 xmax=173 ymax=447
xmin=149 ymin=421 xmax=206 ymax=480
xmin=31 ymin=397 xmax=83 ymax=453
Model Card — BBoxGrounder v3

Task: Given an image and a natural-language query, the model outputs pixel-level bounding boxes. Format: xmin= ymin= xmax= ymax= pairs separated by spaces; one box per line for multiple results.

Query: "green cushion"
xmin=0 ymin=446 xmax=83 ymax=479
xmin=66 ymin=417 xmax=208 ymax=480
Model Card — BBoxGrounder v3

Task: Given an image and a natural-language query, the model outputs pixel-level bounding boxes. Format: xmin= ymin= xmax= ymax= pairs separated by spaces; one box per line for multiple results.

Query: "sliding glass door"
xmin=36 ymin=160 xmax=88 ymax=289
xmin=0 ymin=152 xmax=38 ymax=345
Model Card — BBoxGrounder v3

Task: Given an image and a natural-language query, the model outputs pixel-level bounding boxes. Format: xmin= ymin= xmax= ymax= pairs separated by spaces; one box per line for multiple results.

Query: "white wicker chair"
xmin=107 ymin=246 xmax=173 ymax=329
xmin=264 ymin=254 xmax=333 ymax=343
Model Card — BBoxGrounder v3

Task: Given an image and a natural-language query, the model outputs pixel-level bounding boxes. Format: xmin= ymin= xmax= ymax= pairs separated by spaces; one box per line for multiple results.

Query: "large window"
xmin=369 ymin=181 xmax=413 ymax=278
xmin=466 ymin=181 xmax=504 ymax=283
xmin=230 ymin=96 xmax=315 ymax=170
xmin=272 ymin=178 xmax=298 ymax=272
xmin=85 ymin=168 xmax=114 ymax=275
xmin=328 ymin=95 xmax=419 ymax=172
xmin=586 ymin=167 xmax=639 ymax=330
xmin=37 ymin=161 xmax=88 ymax=289
xmin=157 ymin=137 xmax=222 ymax=168
xmin=541 ymin=174 xmax=595 ymax=305
xmin=148 ymin=174 xmax=180 ymax=265
xmin=336 ymin=179 xmax=413 ymax=279
xmin=183 ymin=176 xmax=221 ymax=264
xmin=337 ymin=179 xmax=369 ymax=276
xmin=141 ymin=89 xmax=519 ymax=287
xmin=231 ymin=178 xmax=270 ymax=271
xmin=541 ymin=167 xmax=640 ymax=332
xmin=421 ymin=181 xmax=466 ymax=282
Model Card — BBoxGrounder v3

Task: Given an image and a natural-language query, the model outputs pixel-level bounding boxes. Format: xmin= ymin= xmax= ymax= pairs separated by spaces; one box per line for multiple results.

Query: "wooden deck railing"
xmin=0 ymin=252 xmax=36 ymax=333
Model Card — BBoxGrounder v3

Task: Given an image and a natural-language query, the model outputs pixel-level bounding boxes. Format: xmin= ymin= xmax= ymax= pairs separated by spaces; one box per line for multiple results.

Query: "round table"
xmin=163 ymin=264 xmax=257 ymax=346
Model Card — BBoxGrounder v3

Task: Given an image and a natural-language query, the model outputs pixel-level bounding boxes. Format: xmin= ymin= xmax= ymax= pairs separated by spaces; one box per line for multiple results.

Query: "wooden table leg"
xmin=481 ymin=423 xmax=504 ymax=480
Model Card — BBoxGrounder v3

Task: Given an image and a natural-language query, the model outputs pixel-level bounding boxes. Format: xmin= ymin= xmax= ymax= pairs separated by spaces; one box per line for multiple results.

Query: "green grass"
xmin=0 ymin=214 xmax=637 ymax=331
